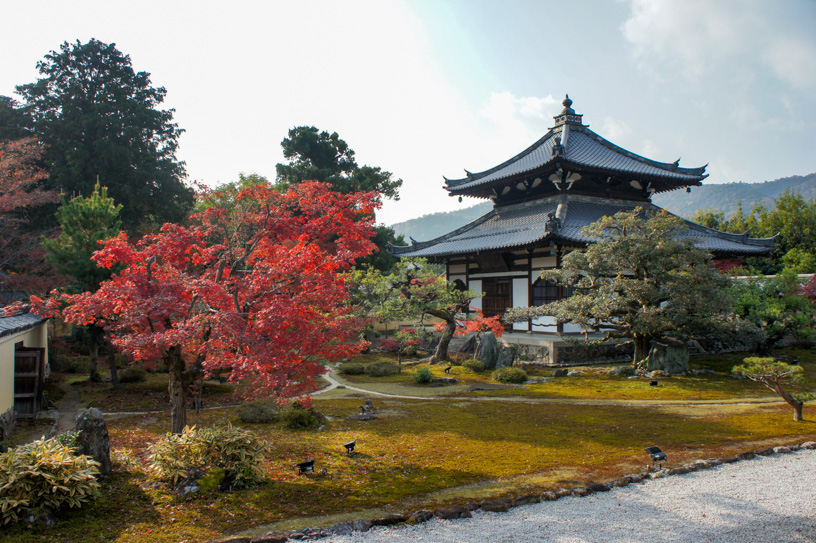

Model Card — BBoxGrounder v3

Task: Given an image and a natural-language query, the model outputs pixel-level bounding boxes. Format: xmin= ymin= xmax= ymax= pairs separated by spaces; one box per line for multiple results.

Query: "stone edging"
xmin=206 ymin=440 xmax=816 ymax=543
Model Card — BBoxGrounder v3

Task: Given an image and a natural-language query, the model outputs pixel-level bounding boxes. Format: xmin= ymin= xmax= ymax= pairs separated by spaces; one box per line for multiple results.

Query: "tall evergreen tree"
xmin=43 ymin=184 xmax=122 ymax=383
xmin=0 ymin=96 xmax=31 ymax=142
xmin=276 ymin=126 xmax=404 ymax=271
xmin=17 ymin=39 xmax=193 ymax=230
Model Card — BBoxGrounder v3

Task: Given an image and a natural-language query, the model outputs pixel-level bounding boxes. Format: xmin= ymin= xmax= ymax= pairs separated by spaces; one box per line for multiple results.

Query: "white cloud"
xmin=763 ymin=36 xmax=816 ymax=89
xmin=471 ymin=92 xmax=560 ymax=167
xmin=599 ymin=117 xmax=633 ymax=143
xmin=478 ymin=91 xmax=559 ymax=133
xmin=621 ymin=0 xmax=816 ymax=89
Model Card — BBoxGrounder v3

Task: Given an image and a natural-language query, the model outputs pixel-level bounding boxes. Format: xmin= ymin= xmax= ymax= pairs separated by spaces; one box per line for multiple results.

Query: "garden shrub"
xmin=462 ymin=359 xmax=485 ymax=373
xmin=62 ymin=355 xmax=91 ymax=374
xmin=364 ymin=360 xmax=399 ymax=377
xmin=0 ymin=437 xmax=101 ymax=525
xmin=282 ymin=403 xmax=326 ymax=430
xmin=339 ymin=362 xmax=366 ymax=375
xmin=237 ymin=398 xmax=282 ymax=424
xmin=53 ymin=430 xmax=81 ymax=449
xmin=493 ymin=366 xmax=528 ymax=384
xmin=118 ymin=366 xmax=147 ymax=383
xmin=412 ymin=366 xmax=433 ymax=384
xmin=148 ymin=424 xmax=266 ymax=490
xmin=376 ymin=338 xmax=399 ymax=352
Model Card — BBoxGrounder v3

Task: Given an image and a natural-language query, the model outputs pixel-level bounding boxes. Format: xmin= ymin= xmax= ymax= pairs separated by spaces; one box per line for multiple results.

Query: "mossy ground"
xmin=341 ymin=350 xmax=816 ymax=401
xmin=4 ymin=350 xmax=815 ymax=542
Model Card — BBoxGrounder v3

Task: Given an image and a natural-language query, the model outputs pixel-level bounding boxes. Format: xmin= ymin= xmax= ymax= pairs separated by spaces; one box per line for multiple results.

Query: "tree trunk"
xmin=88 ymin=326 xmax=102 ymax=381
xmin=427 ymin=312 xmax=456 ymax=364
xmin=632 ymin=334 xmax=651 ymax=368
xmin=165 ymin=346 xmax=187 ymax=434
xmin=793 ymin=402 xmax=804 ymax=422
xmin=107 ymin=347 xmax=120 ymax=390
xmin=781 ymin=391 xmax=805 ymax=422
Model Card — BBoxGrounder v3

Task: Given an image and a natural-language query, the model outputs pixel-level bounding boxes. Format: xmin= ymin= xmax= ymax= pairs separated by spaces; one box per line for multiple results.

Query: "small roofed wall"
xmin=0 ymin=321 xmax=48 ymax=439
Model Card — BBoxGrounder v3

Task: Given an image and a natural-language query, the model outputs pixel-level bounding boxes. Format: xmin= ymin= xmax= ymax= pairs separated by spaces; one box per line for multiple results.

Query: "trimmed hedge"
xmin=493 ymin=366 xmax=528 ymax=384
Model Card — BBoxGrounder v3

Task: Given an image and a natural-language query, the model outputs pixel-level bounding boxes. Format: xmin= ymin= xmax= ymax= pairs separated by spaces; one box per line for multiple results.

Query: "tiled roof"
xmin=392 ymin=199 xmax=559 ymax=258
xmin=391 ymin=195 xmax=774 ymax=258
xmin=0 ymin=311 xmax=47 ymax=340
xmin=444 ymin=97 xmax=707 ymax=195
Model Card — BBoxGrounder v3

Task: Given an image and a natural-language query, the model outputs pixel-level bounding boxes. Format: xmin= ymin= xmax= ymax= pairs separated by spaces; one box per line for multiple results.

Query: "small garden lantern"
xmin=297 ymin=460 xmax=315 ymax=474
xmin=645 ymin=445 xmax=667 ymax=468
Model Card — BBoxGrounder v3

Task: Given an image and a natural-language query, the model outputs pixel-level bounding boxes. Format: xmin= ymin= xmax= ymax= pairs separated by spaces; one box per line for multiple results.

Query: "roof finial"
xmin=562 ymin=94 xmax=572 ymax=109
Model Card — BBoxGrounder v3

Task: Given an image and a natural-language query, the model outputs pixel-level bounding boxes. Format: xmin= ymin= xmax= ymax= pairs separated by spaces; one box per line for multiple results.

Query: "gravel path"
xmin=328 ymin=449 xmax=816 ymax=543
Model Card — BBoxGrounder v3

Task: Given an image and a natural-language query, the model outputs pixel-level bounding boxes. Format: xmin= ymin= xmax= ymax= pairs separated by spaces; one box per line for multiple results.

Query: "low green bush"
xmin=365 ymin=360 xmax=399 ymax=377
xmin=0 ymin=437 xmax=101 ymax=525
xmin=118 ymin=367 xmax=147 ymax=383
xmin=412 ymin=366 xmax=433 ymax=384
xmin=282 ymin=403 xmax=327 ymax=430
xmin=339 ymin=362 xmax=366 ymax=375
xmin=462 ymin=359 xmax=485 ymax=373
xmin=493 ymin=366 xmax=528 ymax=384
xmin=237 ymin=398 xmax=282 ymax=424
xmin=57 ymin=355 xmax=91 ymax=374
xmin=148 ymin=424 xmax=266 ymax=490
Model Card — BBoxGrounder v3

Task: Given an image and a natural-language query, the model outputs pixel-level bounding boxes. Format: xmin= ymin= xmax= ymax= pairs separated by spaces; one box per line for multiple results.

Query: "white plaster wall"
xmin=469 ymin=279 xmax=482 ymax=310
xmin=449 ymin=264 xmax=467 ymax=274
xmin=448 ymin=274 xmax=467 ymax=285
xmin=532 ymin=315 xmax=558 ymax=331
xmin=562 ymin=322 xmax=584 ymax=333
xmin=512 ymin=278 xmax=528 ymax=331
xmin=532 ymin=256 xmax=557 ymax=268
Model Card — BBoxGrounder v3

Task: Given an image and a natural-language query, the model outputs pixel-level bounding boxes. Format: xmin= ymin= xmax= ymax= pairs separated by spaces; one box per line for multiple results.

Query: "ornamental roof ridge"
xmin=574 ymin=123 xmax=708 ymax=177
xmin=444 ymin=95 xmax=708 ymax=194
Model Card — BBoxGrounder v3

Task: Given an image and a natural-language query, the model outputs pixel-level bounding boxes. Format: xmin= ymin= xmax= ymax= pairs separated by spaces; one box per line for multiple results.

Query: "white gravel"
xmin=327 ymin=449 xmax=816 ymax=543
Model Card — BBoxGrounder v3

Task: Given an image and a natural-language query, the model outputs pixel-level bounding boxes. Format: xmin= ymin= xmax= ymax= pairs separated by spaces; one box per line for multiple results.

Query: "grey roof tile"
xmin=0 ymin=311 xmax=47 ymax=340
xmin=392 ymin=196 xmax=774 ymax=258
xmin=445 ymin=114 xmax=706 ymax=194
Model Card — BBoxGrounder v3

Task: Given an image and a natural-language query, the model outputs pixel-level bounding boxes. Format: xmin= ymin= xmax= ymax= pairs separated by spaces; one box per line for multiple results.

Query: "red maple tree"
xmin=435 ymin=309 xmax=504 ymax=357
xmin=52 ymin=181 xmax=377 ymax=432
xmin=0 ymin=137 xmax=58 ymax=294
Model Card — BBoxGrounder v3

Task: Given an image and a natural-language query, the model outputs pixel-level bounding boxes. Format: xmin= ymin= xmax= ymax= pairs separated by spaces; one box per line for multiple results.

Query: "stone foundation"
xmin=0 ymin=407 xmax=16 ymax=442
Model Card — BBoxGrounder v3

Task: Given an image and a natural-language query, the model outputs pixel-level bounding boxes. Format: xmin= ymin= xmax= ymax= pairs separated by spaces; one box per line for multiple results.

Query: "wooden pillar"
xmin=556 ymin=244 xmax=564 ymax=335
xmin=527 ymin=250 xmax=533 ymax=332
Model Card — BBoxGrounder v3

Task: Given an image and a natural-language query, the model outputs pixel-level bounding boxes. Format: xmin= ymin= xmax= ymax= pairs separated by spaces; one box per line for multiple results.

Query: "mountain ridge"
xmin=390 ymin=172 xmax=816 ymax=242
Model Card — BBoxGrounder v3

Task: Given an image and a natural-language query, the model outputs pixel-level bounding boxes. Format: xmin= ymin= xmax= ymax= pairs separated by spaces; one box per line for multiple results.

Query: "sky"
xmin=2 ymin=0 xmax=815 ymax=225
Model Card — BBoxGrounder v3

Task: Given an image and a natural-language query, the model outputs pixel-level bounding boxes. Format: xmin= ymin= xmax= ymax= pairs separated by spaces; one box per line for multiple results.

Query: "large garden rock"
xmin=434 ymin=505 xmax=471 ymax=519
xmin=642 ymin=338 xmax=689 ymax=375
xmin=74 ymin=407 xmax=111 ymax=476
xmin=453 ymin=335 xmax=477 ymax=354
xmin=495 ymin=346 xmax=515 ymax=369
xmin=476 ymin=333 xmax=499 ymax=369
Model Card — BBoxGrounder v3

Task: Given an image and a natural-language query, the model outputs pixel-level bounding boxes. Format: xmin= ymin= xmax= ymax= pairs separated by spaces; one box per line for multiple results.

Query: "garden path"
xmin=55 ymin=383 xmax=81 ymax=434
xmin=317 ymin=366 xmax=784 ymax=408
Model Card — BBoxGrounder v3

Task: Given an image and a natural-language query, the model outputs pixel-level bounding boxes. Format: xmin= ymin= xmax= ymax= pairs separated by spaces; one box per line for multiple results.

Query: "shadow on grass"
xmin=2 ymin=472 xmax=161 ymax=543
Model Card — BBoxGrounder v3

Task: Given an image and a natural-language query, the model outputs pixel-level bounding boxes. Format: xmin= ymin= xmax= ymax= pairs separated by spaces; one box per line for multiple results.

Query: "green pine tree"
xmin=43 ymin=183 xmax=122 ymax=383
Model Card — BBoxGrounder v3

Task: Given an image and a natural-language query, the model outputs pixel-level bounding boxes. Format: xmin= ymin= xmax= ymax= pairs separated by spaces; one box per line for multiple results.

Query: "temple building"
xmin=392 ymin=96 xmax=773 ymax=354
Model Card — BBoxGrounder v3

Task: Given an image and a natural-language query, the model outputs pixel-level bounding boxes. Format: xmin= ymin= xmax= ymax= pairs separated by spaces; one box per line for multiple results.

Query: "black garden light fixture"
xmin=297 ymin=460 xmax=315 ymax=474
xmin=344 ymin=439 xmax=357 ymax=455
xmin=645 ymin=445 xmax=667 ymax=468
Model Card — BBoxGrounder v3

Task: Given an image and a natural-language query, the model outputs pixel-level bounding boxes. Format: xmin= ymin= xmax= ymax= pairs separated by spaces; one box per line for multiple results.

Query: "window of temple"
xmin=532 ymin=278 xmax=559 ymax=305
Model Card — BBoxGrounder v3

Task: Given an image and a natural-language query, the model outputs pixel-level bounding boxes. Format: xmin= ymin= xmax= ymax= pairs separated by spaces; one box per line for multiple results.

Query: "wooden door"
xmin=14 ymin=347 xmax=44 ymax=418
xmin=482 ymin=278 xmax=512 ymax=319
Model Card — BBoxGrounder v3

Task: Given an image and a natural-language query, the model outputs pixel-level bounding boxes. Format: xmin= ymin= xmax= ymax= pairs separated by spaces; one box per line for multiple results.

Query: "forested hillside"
xmin=391 ymin=173 xmax=816 ymax=241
